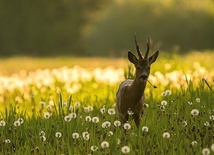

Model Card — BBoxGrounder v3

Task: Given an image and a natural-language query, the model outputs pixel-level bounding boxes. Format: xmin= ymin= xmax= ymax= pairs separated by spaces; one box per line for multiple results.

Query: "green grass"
xmin=0 ymin=51 xmax=214 ymax=154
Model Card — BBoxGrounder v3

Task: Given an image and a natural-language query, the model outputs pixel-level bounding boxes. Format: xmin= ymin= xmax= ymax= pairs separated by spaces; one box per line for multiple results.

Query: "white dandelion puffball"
xmin=101 ymin=141 xmax=109 ymax=148
xmin=123 ymin=123 xmax=131 ymax=130
xmin=191 ymin=109 xmax=199 ymax=116
xmin=202 ymin=148 xmax=210 ymax=155
xmin=142 ymin=126 xmax=149 ymax=132
xmin=121 ymin=146 xmax=130 ymax=154
xmin=162 ymin=132 xmax=170 ymax=138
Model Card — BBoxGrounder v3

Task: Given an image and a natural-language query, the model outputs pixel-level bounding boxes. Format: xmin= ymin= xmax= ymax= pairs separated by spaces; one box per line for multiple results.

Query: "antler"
xmin=135 ymin=35 xmax=143 ymax=59
xmin=144 ymin=38 xmax=150 ymax=59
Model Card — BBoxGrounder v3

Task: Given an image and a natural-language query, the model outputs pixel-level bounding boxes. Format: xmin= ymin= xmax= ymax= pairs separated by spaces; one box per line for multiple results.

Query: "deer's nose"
xmin=140 ymin=74 xmax=148 ymax=80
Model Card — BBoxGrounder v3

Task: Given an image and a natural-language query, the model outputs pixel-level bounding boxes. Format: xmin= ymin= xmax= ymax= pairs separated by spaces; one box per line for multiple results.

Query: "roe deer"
xmin=116 ymin=36 xmax=159 ymax=127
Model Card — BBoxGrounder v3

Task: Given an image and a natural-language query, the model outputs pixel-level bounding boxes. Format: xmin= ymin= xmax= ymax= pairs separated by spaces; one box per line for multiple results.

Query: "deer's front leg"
xmin=133 ymin=113 xmax=141 ymax=128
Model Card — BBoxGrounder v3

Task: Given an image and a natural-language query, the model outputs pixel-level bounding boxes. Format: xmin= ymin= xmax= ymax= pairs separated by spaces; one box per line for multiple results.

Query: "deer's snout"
xmin=140 ymin=74 xmax=148 ymax=81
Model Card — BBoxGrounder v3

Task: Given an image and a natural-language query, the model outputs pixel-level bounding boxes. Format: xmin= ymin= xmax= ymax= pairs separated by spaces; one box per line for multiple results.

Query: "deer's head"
xmin=128 ymin=36 xmax=159 ymax=82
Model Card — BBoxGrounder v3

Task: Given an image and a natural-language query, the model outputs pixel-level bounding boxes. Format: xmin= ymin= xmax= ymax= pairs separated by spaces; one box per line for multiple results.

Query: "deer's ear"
xmin=128 ymin=51 xmax=138 ymax=64
xmin=149 ymin=51 xmax=159 ymax=64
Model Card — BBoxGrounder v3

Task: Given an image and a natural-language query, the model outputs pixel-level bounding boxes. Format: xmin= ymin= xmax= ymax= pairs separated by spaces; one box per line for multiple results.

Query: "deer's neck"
xmin=130 ymin=78 xmax=147 ymax=101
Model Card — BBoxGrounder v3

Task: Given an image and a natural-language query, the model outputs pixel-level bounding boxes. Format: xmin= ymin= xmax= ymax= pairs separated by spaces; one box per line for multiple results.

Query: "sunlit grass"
xmin=0 ymin=51 xmax=214 ymax=154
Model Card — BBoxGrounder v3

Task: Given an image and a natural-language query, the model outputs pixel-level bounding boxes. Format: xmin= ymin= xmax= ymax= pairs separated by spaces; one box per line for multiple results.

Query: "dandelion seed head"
xmin=196 ymin=98 xmax=200 ymax=103
xmin=204 ymin=121 xmax=210 ymax=127
xmin=40 ymin=101 xmax=46 ymax=107
xmin=114 ymin=120 xmax=121 ymax=127
xmin=191 ymin=141 xmax=197 ymax=146
xmin=162 ymin=132 xmax=170 ymax=138
xmin=85 ymin=116 xmax=92 ymax=122
xmin=161 ymin=100 xmax=167 ymax=106
xmin=4 ymin=139 xmax=11 ymax=143
xmin=39 ymin=131 xmax=45 ymax=136
xmin=142 ymin=126 xmax=149 ymax=132
xmin=0 ymin=120 xmax=6 ymax=126
xmin=182 ymin=121 xmax=188 ymax=127
xmin=74 ymin=101 xmax=81 ymax=108
xmin=211 ymin=143 xmax=214 ymax=152
xmin=202 ymin=148 xmax=210 ymax=155
xmin=100 ymin=107 xmax=106 ymax=114
xmin=18 ymin=117 xmax=24 ymax=124
xmin=64 ymin=115 xmax=72 ymax=122
xmin=91 ymin=145 xmax=98 ymax=152
xmin=55 ymin=132 xmax=62 ymax=138
xmin=121 ymin=146 xmax=130 ymax=154
xmin=107 ymin=131 xmax=113 ymax=136
xmin=92 ymin=117 xmax=99 ymax=123
xmin=40 ymin=136 xmax=46 ymax=142
xmin=108 ymin=108 xmax=116 ymax=115
xmin=101 ymin=141 xmax=109 ymax=148
xmin=123 ymin=123 xmax=131 ymax=130
xmin=82 ymin=131 xmax=90 ymax=140
xmin=165 ymin=90 xmax=172 ymax=95
xmin=127 ymin=108 xmax=134 ymax=116
xmin=69 ymin=112 xmax=77 ymax=118
xmin=44 ymin=112 xmax=51 ymax=119
xmin=102 ymin=121 xmax=111 ymax=128
xmin=209 ymin=115 xmax=214 ymax=121
xmin=14 ymin=120 xmax=21 ymax=126
xmin=72 ymin=132 xmax=79 ymax=139
xmin=191 ymin=109 xmax=199 ymax=116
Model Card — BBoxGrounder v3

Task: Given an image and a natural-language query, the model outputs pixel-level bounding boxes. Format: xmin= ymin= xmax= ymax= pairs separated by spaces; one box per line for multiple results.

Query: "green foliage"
xmin=0 ymin=0 xmax=104 ymax=56
xmin=84 ymin=0 xmax=214 ymax=56
xmin=0 ymin=53 xmax=214 ymax=154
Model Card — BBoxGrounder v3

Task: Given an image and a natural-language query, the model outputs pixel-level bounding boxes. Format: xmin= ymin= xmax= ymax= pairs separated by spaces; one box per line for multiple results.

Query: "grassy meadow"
xmin=0 ymin=51 xmax=214 ymax=154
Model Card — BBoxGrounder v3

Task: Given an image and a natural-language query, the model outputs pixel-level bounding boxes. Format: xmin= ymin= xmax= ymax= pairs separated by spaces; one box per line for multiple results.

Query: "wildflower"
xmin=181 ymin=121 xmax=188 ymax=127
xmin=204 ymin=121 xmax=210 ymax=127
xmin=46 ymin=105 xmax=52 ymax=111
xmin=127 ymin=109 xmax=134 ymax=116
xmin=211 ymin=143 xmax=214 ymax=152
xmin=85 ymin=116 xmax=92 ymax=122
xmin=40 ymin=136 xmax=46 ymax=142
xmin=92 ymin=117 xmax=99 ymax=123
xmin=162 ymin=132 xmax=170 ymax=138
xmin=191 ymin=109 xmax=199 ymax=116
xmin=74 ymin=101 xmax=81 ymax=108
xmin=196 ymin=98 xmax=200 ymax=103
xmin=107 ymin=131 xmax=113 ymax=136
xmin=88 ymin=106 xmax=93 ymax=111
xmin=40 ymin=101 xmax=46 ymax=107
xmin=114 ymin=120 xmax=121 ymax=127
xmin=161 ymin=100 xmax=167 ymax=106
xmin=72 ymin=133 xmax=79 ymax=139
xmin=165 ymin=90 xmax=172 ymax=95
xmin=91 ymin=145 xmax=98 ymax=152
xmin=160 ymin=105 xmax=165 ymax=111
xmin=108 ymin=108 xmax=116 ymax=115
xmin=191 ymin=141 xmax=197 ymax=146
xmin=202 ymin=148 xmax=210 ymax=155
xmin=142 ymin=126 xmax=149 ymax=133
xmin=18 ymin=117 xmax=24 ymax=124
xmin=102 ymin=121 xmax=111 ymax=128
xmin=5 ymin=139 xmax=11 ymax=143
xmin=123 ymin=123 xmax=131 ymax=130
xmin=145 ymin=104 xmax=149 ymax=108
xmin=82 ymin=131 xmax=90 ymax=140
xmin=188 ymin=101 xmax=193 ymax=105
xmin=55 ymin=132 xmax=62 ymax=138
xmin=39 ymin=131 xmax=45 ymax=137
xmin=121 ymin=146 xmax=130 ymax=154
xmin=100 ymin=107 xmax=106 ymax=114
xmin=209 ymin=115 xmax=214 ymax=121
xmin=64 ymin=115 xmax=72 ymax=122
xmin=14 ymin=120 xmax=21 ymax=126
xmin=69 ymin=112 xmax=77 ymax=118
xmin=0 ymin=120 xmax=6 ymax=126
xmin=161 ymin=91 xmax=167 ymax=97
xmin=44 ymin=112 xmax=51 ymax=119
xmin=101 ymin=141 xmax=109 ymax=148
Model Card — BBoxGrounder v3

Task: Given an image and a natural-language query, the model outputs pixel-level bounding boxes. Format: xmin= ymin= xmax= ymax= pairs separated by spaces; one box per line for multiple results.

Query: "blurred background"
xmin=0 ymin=0 xmax=213 ymax=57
